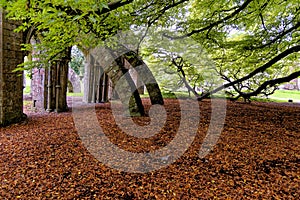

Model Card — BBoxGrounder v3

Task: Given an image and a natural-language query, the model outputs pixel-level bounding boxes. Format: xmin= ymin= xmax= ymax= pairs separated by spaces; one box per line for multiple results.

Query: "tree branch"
xmin=105 ymin=0 xmax=134 ymax=12
xmin=241 ymin=70 xmax=300 ymax=98
xmin=197 ymin=45 xmax=300 ymax=100
xmin=253 ymin=21 xmax=300 ymax=49
xmin=147 ymin=0 xmax=190 ymax=26
xmin=164 ymin=0 xmax=254 ymax=39
xmin=74 ymin=0 xmax=135 ymax=16
xmin=171 ymin=56 xmax=200 ymax=98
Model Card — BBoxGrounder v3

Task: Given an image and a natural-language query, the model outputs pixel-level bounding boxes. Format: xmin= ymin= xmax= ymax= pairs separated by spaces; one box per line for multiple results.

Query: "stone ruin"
xmin=68 ymin=68 xmax=81 ymax=93
xmin=30 ymin=67 xmax=82 ymax=109
xmin=0 ymin=10 xmax=152 ymax=125
xmin=0 ymin=12 xmax=25 ymax=126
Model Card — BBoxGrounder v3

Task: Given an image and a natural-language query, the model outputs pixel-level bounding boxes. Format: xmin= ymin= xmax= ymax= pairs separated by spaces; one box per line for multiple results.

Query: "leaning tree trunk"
xmin=123 ymin=51 xmax=164 ymax=105
xmin=88 ymin=47 xmax=164 ymax=116
xmin=105 ymin=55 xmax=145 ymax=116
xmin=83 ymin=51 xmax=145 ymax=116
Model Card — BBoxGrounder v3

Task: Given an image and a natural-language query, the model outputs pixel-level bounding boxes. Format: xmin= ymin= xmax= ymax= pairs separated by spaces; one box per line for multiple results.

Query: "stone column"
xmin=83 ymin=53 xmax=93 ymax=103
xmin=0 ymin=12 xmax=25 ymax=126
xmin=31 ymin=68 xmax=45 ymax=109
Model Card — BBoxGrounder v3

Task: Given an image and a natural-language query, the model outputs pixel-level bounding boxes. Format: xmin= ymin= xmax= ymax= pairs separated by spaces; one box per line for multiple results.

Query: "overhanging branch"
xmin=240 ymin=71 xmax=300 ymax=98
xmin=164 ymin=0 xmax=254 ymax=39
xmin=198 ymin=45 xmax=300 ymax=100
xmin=253 ymin=21 xmax=300 ymax=49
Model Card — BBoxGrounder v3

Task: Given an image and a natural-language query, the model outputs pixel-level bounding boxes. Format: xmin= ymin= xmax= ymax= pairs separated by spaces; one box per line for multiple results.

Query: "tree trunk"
xmin=88 ymin=47 xmax=163 ymax=116
xmin=123 ymin=51 xmax=164 ymax=105
xmin=105 ymin=56 xmax=145 ymax=116
xmin=56 ymin=59 xmax=69 ymax=112
xmin=239 ymin=70 xmax=300 ymax=99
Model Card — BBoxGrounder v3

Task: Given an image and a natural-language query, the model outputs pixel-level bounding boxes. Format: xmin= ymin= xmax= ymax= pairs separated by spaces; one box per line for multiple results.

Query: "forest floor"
xmin=0 ymin=98 xmax=299 ymax=199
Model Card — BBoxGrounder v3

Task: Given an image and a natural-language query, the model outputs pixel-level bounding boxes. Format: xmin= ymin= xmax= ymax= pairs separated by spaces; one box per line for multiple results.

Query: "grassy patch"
xmin=23 ymin=100 xmax=32 ymax=106
xmin=250 ymin=97 xmax=286 ymax=103
xmin=141 ymin=91 xmax=193 ymax=99
xmin=24 ymin=85 xmax=31 ymax=94
xmin=270 ymin=89 xmax=300 ymax=100
xmin=67 ymin=92 xmax=83 ymax=97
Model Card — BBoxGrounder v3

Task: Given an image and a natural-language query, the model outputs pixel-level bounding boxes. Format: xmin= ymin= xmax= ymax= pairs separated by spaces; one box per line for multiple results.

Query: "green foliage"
xmin=140 ymin=28 xmax=220 ymax=94
xmin=1 ymin=0 xmax=299 ymax=99
xmin=23 ymin=85 xmax=31 ymax=94
xmin=270 ymin=89 xmax=300 ymax=100
xmin=187 ymin=0 xmax=300 ymax=96
xmin=0 ymin=0 xmax=187 ymax=67
xmin=131 ymin=0 xmax=299 ymax=98
xmin=69 ymin=46 xmax=84 ymax=75
xmin=1 ymin=0 xmax=134 ymax=65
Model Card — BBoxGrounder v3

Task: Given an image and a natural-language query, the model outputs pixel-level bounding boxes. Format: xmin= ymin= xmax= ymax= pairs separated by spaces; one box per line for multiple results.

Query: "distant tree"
xmin=69 ymin=46 xmax=84 ymax=76
xmin=141 ymin=28 xmax=216 ymax=96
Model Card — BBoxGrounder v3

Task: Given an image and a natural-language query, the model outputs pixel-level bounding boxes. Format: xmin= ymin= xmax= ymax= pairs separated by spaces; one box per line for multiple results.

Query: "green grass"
xmin=269 ymin=89 xmax=300 ymax=100
xmin=23 ymin=86 xmax=83 ymax=97
xmin=23 ymin=100 xmax=32 ymax=106
xmin=250 ymin=97 xmax=286 ymax=103
xmin=141 ymin=91 xmax=192 ymax=99
xmin=67 ymin=92 xmax=84 ymax=97
xmin=24 ymin=85 xmax=31 ymax=94
xmin=24 ymin=87 xmax=300 ymax=103
xmin=153 ymin=89 xmax=300 ymax=103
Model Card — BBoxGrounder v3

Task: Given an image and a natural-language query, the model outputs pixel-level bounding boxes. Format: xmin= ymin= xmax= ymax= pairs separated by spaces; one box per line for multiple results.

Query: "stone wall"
xmin=68 ymin=67 xmax=81 ymax=93
xmin=0 ymin=12 xmax=24 ymax=126
xmin=31 ymin=68 xmax=46 ymax=109
xmin=83 ymin=53 xmax=112 ymax=103
xmin=281 ymin=78 xmax=300 ymax=90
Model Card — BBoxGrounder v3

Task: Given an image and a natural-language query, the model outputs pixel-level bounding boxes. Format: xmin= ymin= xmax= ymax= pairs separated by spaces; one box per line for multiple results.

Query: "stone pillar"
xmin=100 ymin=73 xmax=109 ymax=102
xmin=31 ymin=47 xmax=70 ymax=112
xmin=0 ymin=12 xmax=25 ymax=126
xmin=83 ymin=53 xmax=93 ymax=103
xmin=31 ymin=68 xmax=46 ymax=109
xmin=30 ymin=37 xmax=47 ymax=110
xmin=83 ymin=53 xmax=111 ymax=103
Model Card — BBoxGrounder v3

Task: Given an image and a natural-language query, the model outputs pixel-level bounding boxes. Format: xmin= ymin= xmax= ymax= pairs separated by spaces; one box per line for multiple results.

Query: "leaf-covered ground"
xmin=0 ymin=98 xmax=299 ymax=199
